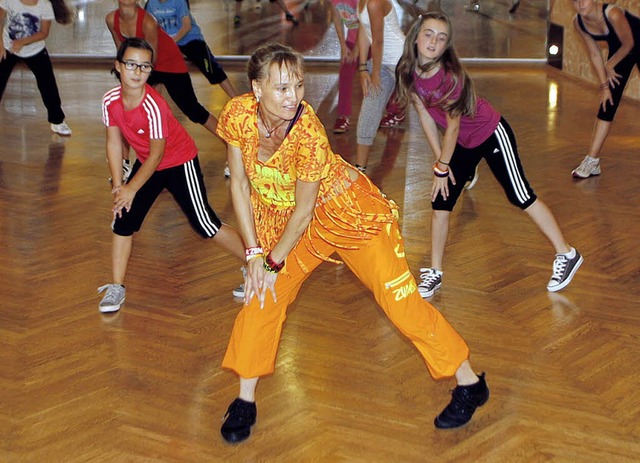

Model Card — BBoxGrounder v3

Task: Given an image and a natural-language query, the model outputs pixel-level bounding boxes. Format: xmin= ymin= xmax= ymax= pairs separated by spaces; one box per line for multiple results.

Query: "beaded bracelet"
xmin=433 ymin=164 xmax=450 ymax=178
xmin=263 ymin=252 xmax=285 ymax=273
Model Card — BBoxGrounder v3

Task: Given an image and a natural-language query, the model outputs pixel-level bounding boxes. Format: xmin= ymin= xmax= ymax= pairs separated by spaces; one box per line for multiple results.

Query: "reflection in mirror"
xmin=46 ymin=0 xmax=548 ymax=59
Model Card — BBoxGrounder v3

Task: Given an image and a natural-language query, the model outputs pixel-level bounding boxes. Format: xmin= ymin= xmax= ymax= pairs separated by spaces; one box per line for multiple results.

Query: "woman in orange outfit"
xmin=216 ymin=43 xmax=489 ymax=444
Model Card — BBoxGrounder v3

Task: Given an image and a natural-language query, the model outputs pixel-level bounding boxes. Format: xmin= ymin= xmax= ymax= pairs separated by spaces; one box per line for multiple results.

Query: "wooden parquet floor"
xmin=1 ymin=60 xmax=639 ymax=462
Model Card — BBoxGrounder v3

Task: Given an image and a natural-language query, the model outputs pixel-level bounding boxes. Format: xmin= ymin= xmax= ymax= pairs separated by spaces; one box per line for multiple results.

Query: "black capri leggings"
xmin=179 ymin=40 xmax=228 ymax=85
xmin=148 ymin=71 xmax=211 ymax=125
xmin=598 ymin=50 xmax=640 ymax=122
xmin=113 ymin=156 xmax=222 ymax=238
xmin=432 ymin=117 xmax=537 ymax=212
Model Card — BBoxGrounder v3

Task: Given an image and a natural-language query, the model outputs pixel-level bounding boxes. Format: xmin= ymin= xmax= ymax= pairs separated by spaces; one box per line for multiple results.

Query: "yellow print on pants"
xmin=386 ymin=270 xmax=418 ymax=301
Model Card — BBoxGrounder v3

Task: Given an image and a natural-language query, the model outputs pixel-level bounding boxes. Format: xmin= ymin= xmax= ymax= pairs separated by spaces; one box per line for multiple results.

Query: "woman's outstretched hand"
xmin=245 ymin=257 xmax=278 ymax=309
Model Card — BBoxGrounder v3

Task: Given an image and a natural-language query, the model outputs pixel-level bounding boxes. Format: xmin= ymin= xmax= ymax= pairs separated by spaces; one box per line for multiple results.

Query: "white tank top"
xmin=358 ymin=0 xmax=405 ymax=66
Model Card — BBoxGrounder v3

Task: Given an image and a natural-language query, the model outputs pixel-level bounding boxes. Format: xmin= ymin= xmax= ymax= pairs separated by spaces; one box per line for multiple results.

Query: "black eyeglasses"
xmin=119 ymin=60 xmax=153 ymax=73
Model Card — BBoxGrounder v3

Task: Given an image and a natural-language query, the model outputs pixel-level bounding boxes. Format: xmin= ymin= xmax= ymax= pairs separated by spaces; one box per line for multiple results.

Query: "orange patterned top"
xmin=217 ymin=93 xmax=355 ymax=253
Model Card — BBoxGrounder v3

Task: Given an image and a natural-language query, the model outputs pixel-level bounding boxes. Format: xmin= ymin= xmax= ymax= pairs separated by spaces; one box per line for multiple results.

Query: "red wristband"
xmin=263 ymin=252 xmax=285 ymax=273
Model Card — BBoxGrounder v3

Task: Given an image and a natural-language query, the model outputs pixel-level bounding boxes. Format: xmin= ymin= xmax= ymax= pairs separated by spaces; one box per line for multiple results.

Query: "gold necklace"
xmin=258 ymin=108 xmax=287 ymax=138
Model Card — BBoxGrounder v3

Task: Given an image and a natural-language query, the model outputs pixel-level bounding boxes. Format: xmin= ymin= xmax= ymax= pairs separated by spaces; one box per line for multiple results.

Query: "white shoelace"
xmin=419 ymin=270 xmax=441 ymax=287
xmin=551 ymin=255 xmax=569 ymax=281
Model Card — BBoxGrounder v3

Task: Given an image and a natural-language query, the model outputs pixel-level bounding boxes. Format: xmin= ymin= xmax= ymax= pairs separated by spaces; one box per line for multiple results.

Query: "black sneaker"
xmin=434 ymin=373 xmax=489 ymax=429
xmin=221 ymin=398 xmax=257 ymax=443
xmin=418 ymin=268 xmax=442 ymax=298
xmin=547 ymin=248 xmax=583 ymax=292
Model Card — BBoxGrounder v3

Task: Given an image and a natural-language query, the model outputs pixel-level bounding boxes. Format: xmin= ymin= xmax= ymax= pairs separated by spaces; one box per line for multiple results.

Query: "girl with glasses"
xmin=98 ymin=38 xmax=245 ymax=314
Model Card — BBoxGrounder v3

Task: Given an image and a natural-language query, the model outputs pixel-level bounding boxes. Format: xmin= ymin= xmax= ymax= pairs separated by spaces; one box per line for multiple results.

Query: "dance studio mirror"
xmin=48 ymin=0 xmax=548 ymax=60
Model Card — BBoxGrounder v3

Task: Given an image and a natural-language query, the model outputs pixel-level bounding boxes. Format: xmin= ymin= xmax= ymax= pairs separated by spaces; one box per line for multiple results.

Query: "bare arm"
xmin=105 ymin=12 xmax=123 ymax=52
xmin=0 ymin=8 xmax=6 ymax=61
xmin=247 ymin=177 xmax=318 ymax=306
xmin=228 ymin=144 xmax=259 ymax=250
xmin=412 ymin=95 xmax=442 ymax=159
xmin=259 ymin=179 xmax=319 ymax=308
xmin=574 ymin=15 xmax=615 ymax=109
xmin=574 ymin=15 xmax=609 ymax=85
xmin=10 ymin=19 xmax=51 ymax=54
xmin=142 ymin=13 xmax=160 ymax=65
xmin=172 ymin=14 xmax=192 ymax=43
xmin=604 ymin=6 xmax=634 ymax=74
xmin=331 ymin=3 xmax=349 ymax=62
xmin=231 ymin=137 xmax=320 ymax=308
xmin=357 ymin=14 xmax=370 ymax=67
xmin=366 ymin=0 xmax=389 ymax=89
xmin=228 ymin=143 xmax=263 ymax=304
xmin=106 ymin=126 xmax=125 ymax=189
xmin=431 ymin=112 xmax=461 ymax=201
xmin=269 ymin=180 xmax=319 ymax=265
xmin=111 ymin=136 xmax=165 ymax=218
xmin=440 ymin=112 xmax=461 ymax=168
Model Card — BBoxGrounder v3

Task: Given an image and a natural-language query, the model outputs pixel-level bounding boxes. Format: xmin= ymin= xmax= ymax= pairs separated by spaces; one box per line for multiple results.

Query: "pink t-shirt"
xmin=102 ymin=84 xmax=197 ymax=170
xmin=413 ymin=67 xmax=500 ymax=149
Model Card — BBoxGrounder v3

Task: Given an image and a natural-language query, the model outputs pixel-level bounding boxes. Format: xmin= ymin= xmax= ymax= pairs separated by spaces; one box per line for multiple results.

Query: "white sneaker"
xmin=122 ymin=159 xmax=133 ymax=183
xmin=464 ymin=165 xmax=479 ymax=190
xmin=224 ymin=166 xmax=231 ymax=178
xmin=572 ymin=155 xmax=601 ymax=179
xmin=51 ymin=121 xmax=72 ymax=136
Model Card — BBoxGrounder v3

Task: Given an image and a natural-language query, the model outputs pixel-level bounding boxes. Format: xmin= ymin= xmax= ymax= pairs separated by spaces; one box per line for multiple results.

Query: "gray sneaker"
xmin=232 ymin=267 xmax=246 ymax=298
xmin=572 ymin=155 xmax=601 ymax=179
xmin=98 ymin=284 xmax=125 ymax=313
xmin=418 ymin=268 xmax=442 ymax=298
xmin=232 ymin=283 xmax=245 ymax=298
xmin=547 ymin=248 xmax=583 ymax=292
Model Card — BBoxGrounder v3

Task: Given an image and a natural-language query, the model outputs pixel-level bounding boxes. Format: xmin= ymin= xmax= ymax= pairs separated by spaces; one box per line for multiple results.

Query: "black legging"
xmin=598 ymin=50 xmax=640 ymax=122
xmin=0 ymin=48 xmax=65 ymax=124
xmin=147 ymin=71 xmax=210 ymax=125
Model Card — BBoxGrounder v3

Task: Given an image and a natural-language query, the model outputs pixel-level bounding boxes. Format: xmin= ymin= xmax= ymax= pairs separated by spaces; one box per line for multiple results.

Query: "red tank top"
xmin=113 ymin=7 xmax=187 ymax=74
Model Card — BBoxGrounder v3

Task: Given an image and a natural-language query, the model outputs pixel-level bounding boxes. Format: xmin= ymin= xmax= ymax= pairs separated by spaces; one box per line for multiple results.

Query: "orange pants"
xmin=222 ymin=176 xmax=469 ymax=380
